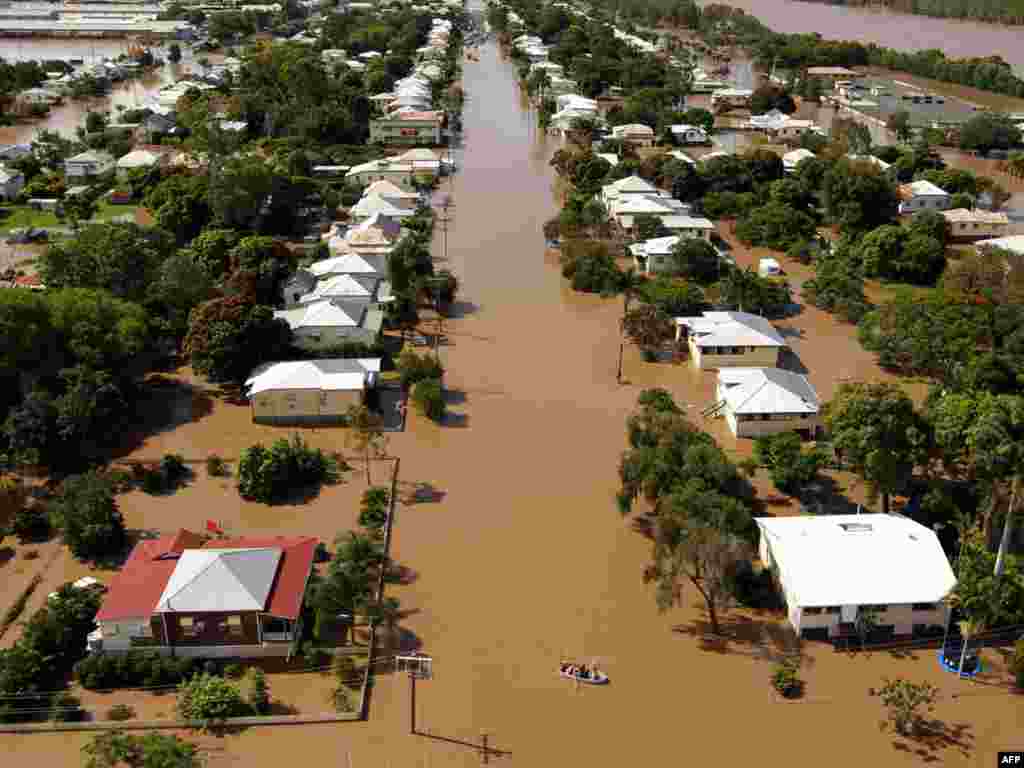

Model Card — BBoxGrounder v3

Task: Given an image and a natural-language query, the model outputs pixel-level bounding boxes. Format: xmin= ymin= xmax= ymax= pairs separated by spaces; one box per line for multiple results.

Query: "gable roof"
xmin=274 ymin=299 xmax=363 ymax=328
xmin=605 ymin=175 xmax=659 ymax=195
xmin=246 ymin=358 xmax=380 ymax=395
xmin=156 ymin=548 xmax=283 ymax=613
xmin=299 ymin=273 xmax=376 ymax=303
xmin=95 ymin=530 xmax=207 ymax=621
xmin=309 ymin=252 xmax=386 ymax=277
xmin=976 ymin=234 xmax=1024 ymax=255
xmin=67 ymin=149 xmax=114 ymax=164
xmin=363 ymin=179 xmax=419 ymax=199
xmin=901 ymin=179 xmax=948 ymax=198
xmin=205 ymin=536 xmax=318 ymax=619
xmin=677 ymin=311 xmax=786 ymax=348
xmin=351 ymin=194 xmax=410 ymax=218
xmin=717 ymin=367 xmax=820 ymax=415
xmin=755 ymin=514 xmax=956 ymax=607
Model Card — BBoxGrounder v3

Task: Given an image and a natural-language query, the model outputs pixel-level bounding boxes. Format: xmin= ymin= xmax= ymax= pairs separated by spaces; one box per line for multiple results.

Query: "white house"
xmin=976 ymin=234 xmax=1024 ymax=257
xmin=611 ymin=123 xmax=655 ymax=148
xmin=713 ymin=367 xmax=820 ymax=438
xmin=273 ymin=299 xmax=384 ymax=349
xmin=756 ymin=514 xmax=956 ymax=641
xmin=350 ymin=193 xmax=415 ymax=223
xmin=600 ymin=175 xmax=662 ymax=209
xmin=710 ymin=88 xmax=753 ymax=109
xmin=848 ymin=153 xmax=892 ymax=172
xmin=245 ymin=358 xmax=380 ymax=425
xmin=898 ymin=180 xmax=951 ymax=214
xmin=0 ymin=166 xmax=25 ymax=201
xmin=670 ymin=124 xmax=708 ymax=145
xmin=674 ymin=311 xmax=786 ymax=369
xmin=628 ymin=228 xmax=715 ymax=275
xmin=782 ymin=148 xmax=816 ymax=174
xmin=115 ymin=149 xmax=164 ymax=179
xmin=64 ymin=150 xmax=115 ymax=181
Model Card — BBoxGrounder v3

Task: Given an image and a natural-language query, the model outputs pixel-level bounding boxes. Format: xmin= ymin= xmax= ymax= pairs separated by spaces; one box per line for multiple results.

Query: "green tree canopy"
xmin=50 ymin=471 xmax=126 ymax=561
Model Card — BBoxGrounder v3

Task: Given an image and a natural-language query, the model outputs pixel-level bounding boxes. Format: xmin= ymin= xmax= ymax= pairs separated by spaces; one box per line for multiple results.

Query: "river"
xmin=702 ymin=0 xmax=1024 ymax=73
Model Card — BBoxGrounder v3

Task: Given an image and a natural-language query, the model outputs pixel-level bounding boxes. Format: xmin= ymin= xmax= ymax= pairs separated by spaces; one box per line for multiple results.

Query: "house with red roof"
xmin=89 ymin=530 xmax=318 ymax=658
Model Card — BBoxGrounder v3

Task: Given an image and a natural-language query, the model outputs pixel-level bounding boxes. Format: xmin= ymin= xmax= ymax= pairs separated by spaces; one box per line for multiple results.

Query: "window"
xmin=320 ymin=392 xmax=329 ymax=406
xmin=179 ymin=617 xmax=196 ymax=637
xmin=226 ymin=615 xmax=244 ymax=637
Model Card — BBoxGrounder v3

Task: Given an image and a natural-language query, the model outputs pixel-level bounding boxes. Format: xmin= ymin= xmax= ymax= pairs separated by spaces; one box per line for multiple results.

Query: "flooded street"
xmin=1 ymin=21 xmax=1021 ymax=768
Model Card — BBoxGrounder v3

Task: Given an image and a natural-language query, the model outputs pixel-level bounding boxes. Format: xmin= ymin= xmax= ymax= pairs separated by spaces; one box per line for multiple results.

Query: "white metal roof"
xmin=299 ymin=274 xmax=374 ymax=303
xmin=755 ymin=514 xmax=956 ymax=607
xmin=676 ymin=311 xmax=786 ymax=348
xmin=783 ymin=149 xmax=815 ymax=167
xmin=363 ymin=179 xmax=418 ymax=199
xmin=942 ymin=208 xmax=1009 ymax=225
xmin=246 ymin=358 xmax=381 ymax=395
xmin=351 ymin=194 xmax=411 ymax=218
xmin=156 ymin=548 xmax=283 ymax=613
xmin=604 ymin=175 xmax=659 ymax=195
xmin=717 ymin=367 xmax=819 ymax=415
xmin=274 ymin=300 xmax=359 ymax=329
xmin=309 ymin=253 xmax=383 ymax=277
xmin=904 ymin=179 xmax=948 ymax=197
xmin=976 ymin=234 xmax=1024 ymax=255
xmin=116 ymin=149 xmax=160 ymax=168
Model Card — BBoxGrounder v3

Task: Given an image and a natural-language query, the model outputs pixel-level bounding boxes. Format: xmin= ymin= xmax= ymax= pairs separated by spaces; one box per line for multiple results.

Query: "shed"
xmin=245 ymin=358 xmax=381 ymax=425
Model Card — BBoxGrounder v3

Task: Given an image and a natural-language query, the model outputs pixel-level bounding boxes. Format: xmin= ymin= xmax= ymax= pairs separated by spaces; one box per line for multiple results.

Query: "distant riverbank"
xmin=792 ymin=0 xmax=1024 ymax=27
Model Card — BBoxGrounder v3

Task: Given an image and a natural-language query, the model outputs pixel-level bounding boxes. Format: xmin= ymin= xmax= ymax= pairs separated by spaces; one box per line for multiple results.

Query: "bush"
xmin=141 ymin=468 xmax=165 ymax=494
xmin=560 ymin=242 xmax=623 ymax=295
xmin=50 ymin=471 xmax=125 ymax=561
xmin=771 ymin=659 xmax=803 ymax=699
xmin=75 ymin=652 xmax=200 ymax=690
xmin=307 ymin=648 xmax=330 ymax=670
xmin=11 ymin=505 xmax=51 ymax=543
xmin=732 ymin=560 xmax=780 ymax=609
xmin=412 ymin=378 xmax=445 ymax=422
xmin=396 ymin=349 xmax=444 ymax=388
xmin=754 ymin=433 xmax=826 ymax=494
xmin=359 ymin=487 xmax=390 ymax=533
xmin=333 ymin=655 xmax=358 ymax=689
xmin=107 ymin=703 xmax=135 ymax=721
xmin=206 ymin=454 xmax=229 ymax=477
xmin=223 ymin=662 xmax=244 ymax=679
xmin=331 ymin=685 xmax=354 ymax=712
xmin=177 ymin=673 xmax=251 ymax=725
xmin=51 ymin=692 xmax=85 ymax=722
xmin=246 ymin=668 xmax=270 ymax=714
xmin=237 ymin=434 xmax=339 ymax=503
xmin=106 ymin=469 xmax=134 ymax=492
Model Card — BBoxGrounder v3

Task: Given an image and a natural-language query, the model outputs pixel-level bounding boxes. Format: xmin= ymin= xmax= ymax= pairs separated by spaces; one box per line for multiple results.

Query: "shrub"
xmin=51 ymin=692 xmax=85 ymax=722
xmin=307 ymin=648 xmax=330 ymax=670
xmin=177 ymin=673 xmax=251 ymax=725
xmin=333 ymin=655 xmax=358 ymax=689
xmin=237 ymin=434 xmax=339 ymax=503
xmin=872 ymin=678 xmax=938 ymax=736
xmin=246 ymin=668 xmax=270 ymax=714
xmin=771 ymin=658 xmax=803 ymax=699
xmin=11 ymin=505 xmax=51 ymax=543
xmin=331 ymin=685 xmax=354 ymax=712
xmin=142 ymin=468 xmax=165 ymax=494
xmin=753 ymin=433 xmax=826 ymax=494
xmin=75 ymin=652 xmax=199 ymax=690
xmin=105 ymin=469 xmax=134 ymax=492
xmin=731 ymin=560 xmax=780 ymax=609
xmin=396 ymin=349 xmax=444 ymax=388
xmin=206 ymin=454 xmax=229 ymax=477
xmin=50 ymin=471 xmax=125 ymax=561
xmin=107 ymin=703 xmax=135 ymax=721
xmin=359 ymin=487 xmax=390 ymax=533
xmin=412 ymin=378 xmax=445 ymax=422
xmin=223 ymin=663 xmax=244 ymax=679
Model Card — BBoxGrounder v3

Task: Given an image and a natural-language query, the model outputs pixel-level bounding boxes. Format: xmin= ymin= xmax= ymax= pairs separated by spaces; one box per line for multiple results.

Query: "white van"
xmin=759 ymin=257 xmax=782 ymax=278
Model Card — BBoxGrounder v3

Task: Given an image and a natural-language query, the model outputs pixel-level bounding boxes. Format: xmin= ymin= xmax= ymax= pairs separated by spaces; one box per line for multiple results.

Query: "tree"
xmin=644 ymin=509 xmax=748 ymax=636
xmin=83 ymin=732 xmax=203 ymax=768
xmin=47 ymin=288 xmax=153 ymax=374
xmin=177 ymin=673 xmax=250 ymax=726
xmin=144 ymin=173 xmax=211 ymax=245
xmin=184 ymin=297 xmax=292 ymax=383
xmin=622 ymin=304 xmax=674 ymax=361
xmin=735 ymin=202 xmax=816 ymax=250
xmin=823 ymin=382 xmax=929 ymax=514
xmin=873 ymin=678 xmax=938 ymax=737
xmin=236 ymin=435 xmax=339 ymax=503
xmin=887 ymin=110 xmax=913 ymax=143
xmin=50 ymin=471 xmax=125 ymax=561
xmin=412 ymin=378 xmax=445 ymax=422
xmin=681 ymin=107 xmax=714 ymax=133
xmin=40 ymin=223 xmax=175 ymax=304
xmin=749 ymin=84 xmax=796 ymax=115
xmin=718 ymin=267 xmax=791 ymax=318
xmin=359 ymin=486 xmax=390 ymax=534
xmin=754 ymin=432 xmax=825 ymax=494
xmin=638 ymin=277 xmax=704 ymax=316
xmin=345 ymin=405 xmax=387 ymax=484
xmin=823 ymin=158 xmax=900 ymax=234
xmin=633 ymin=213 xmax=668 ymax=241
xmin=670 ymin=238 xmax=720 ymax=283
xmin=959 ymin=113 xmax=1022 ymax=155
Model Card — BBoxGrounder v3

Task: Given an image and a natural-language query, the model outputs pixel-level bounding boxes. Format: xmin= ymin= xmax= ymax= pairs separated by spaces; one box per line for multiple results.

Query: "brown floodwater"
xmin=2 ymin=31 xmax=1022 ymax=768
xmin=703 ymin=0 xmax=1024 ymax=73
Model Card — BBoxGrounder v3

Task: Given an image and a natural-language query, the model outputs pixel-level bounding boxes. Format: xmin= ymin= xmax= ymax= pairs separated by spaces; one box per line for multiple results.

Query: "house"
xmin=600 ymin=175 xmax=664 ymax=210
xmin=848 ymin=153 xmax=891 ymax=172
xmin=361 ymin=179 xmax=420 ymax=208
xmin=941 ymin=208 xmax=1010 ymax=241
xmin=308 ymin=252 xmax=388 ymax=280
xmin=137 ymin=112 xmax=177 ymax=141
xmin=284 ymin=272 xmax=390 ymax=308
xmin=710 ymin=88 xmax=753 ymax=110
xmin=274 ymin=299 xmax=384 ymax=349
xmin=670 ymin=124 xmax=708 ymax=145
xmin=674 ymin=311 xmax=786 ymax=369
xmin=805 ymin=66 xmax=862 ymax=83
xmin=976 ymin=234 xmax=1024 ymax=257
xmin=609 ymin=195 xmax=689 ymax=232
xmin=782 ymin=148 xmax=816 ymax=174
xmin=246 ymin=358 xmax=380 ymax=424
xmin=90 ymin=530 xmax=318 ymax=657
xmin=115 ymin=149 xmax=165 ymax=179
xmin=350 ymin=193 xmax=416 ymax=223
xmin=898 ymin=180 xmax=951 ymax=214
xmin=0 ymin=166 xmax=25 ymax=201
xmin=712 ymin=367 xmax=820 ymax=438
xmin=346 ymin=158 xmax=417 ymax=190
xmin=369 ymin=111 xmax=443 ymax=146
xmin=629 ymin=230 xmax=715 ymax=275
xmin=64 ymin=150 xmax=115 ymax=181
xmin=596 ymin=152 xmax=619 ymax=167
xmin=611 ymin=123 xmax=655 ymax=148
xmin=755 ymin=514 xmax=955 ymax=641
xmin=658 ymin=214 xmax=714 ymax=239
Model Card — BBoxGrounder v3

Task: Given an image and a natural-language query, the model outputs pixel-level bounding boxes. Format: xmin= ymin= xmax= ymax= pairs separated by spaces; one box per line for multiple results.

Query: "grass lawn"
xmin=0 ymin=202 xmax=143 ymax=233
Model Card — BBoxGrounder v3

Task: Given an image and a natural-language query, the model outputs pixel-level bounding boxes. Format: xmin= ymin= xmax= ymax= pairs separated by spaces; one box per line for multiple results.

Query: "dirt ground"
xmin=3 ymin=40 xmax=1022 ymax=768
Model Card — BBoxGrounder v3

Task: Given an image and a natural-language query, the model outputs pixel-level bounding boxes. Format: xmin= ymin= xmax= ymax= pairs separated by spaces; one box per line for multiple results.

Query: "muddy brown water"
xmin=2 ymin=36 xmax=1021 ymax=768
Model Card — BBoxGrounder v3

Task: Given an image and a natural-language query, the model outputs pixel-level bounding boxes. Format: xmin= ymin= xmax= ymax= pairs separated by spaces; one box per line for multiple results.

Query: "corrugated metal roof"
xmin=156 ymin=548 xmax=283 ymax=613
xmin=718 ymin=367 xmax=819 ymax=415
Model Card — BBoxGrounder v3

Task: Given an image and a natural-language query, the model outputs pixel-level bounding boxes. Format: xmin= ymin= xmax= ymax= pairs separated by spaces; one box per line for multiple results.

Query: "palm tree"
xmin=957 ymin=617 xmax=985 ymax=677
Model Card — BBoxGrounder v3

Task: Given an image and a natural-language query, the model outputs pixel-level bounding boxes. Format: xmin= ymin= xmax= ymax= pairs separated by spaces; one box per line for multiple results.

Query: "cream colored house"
xmin=675 ymin=311 xmax=786 ymax=369
xmin=712 ymin=368 xmax=819 ymax=438
xmin=941 ymin=208 xmax=1010 ymax=241
xmin=611 ymin=123 xmax=655 ymax=148
xmin=755 ymin=514 xmax=955 ymax=642
xmin=245 ymin=358 xmax=380 ymax=425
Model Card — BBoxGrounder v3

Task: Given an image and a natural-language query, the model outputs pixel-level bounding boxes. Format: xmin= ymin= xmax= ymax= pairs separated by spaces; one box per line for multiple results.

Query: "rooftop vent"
xmin=838 ymin=523 xmax=873 ymax=533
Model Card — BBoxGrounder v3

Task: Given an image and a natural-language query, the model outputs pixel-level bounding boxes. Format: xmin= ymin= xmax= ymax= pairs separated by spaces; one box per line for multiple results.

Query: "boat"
xmin=559 ymin=662 xmax=609 ymax=685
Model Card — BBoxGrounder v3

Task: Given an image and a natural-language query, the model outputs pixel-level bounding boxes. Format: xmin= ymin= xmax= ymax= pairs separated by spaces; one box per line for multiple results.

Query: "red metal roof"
xmin=96 ymin=529 xmax=206 ymax=621
xmin=96 ymin=531 xmax=317 ymax=622
xmin=206 ymin=536 xmax=318 ymax=620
